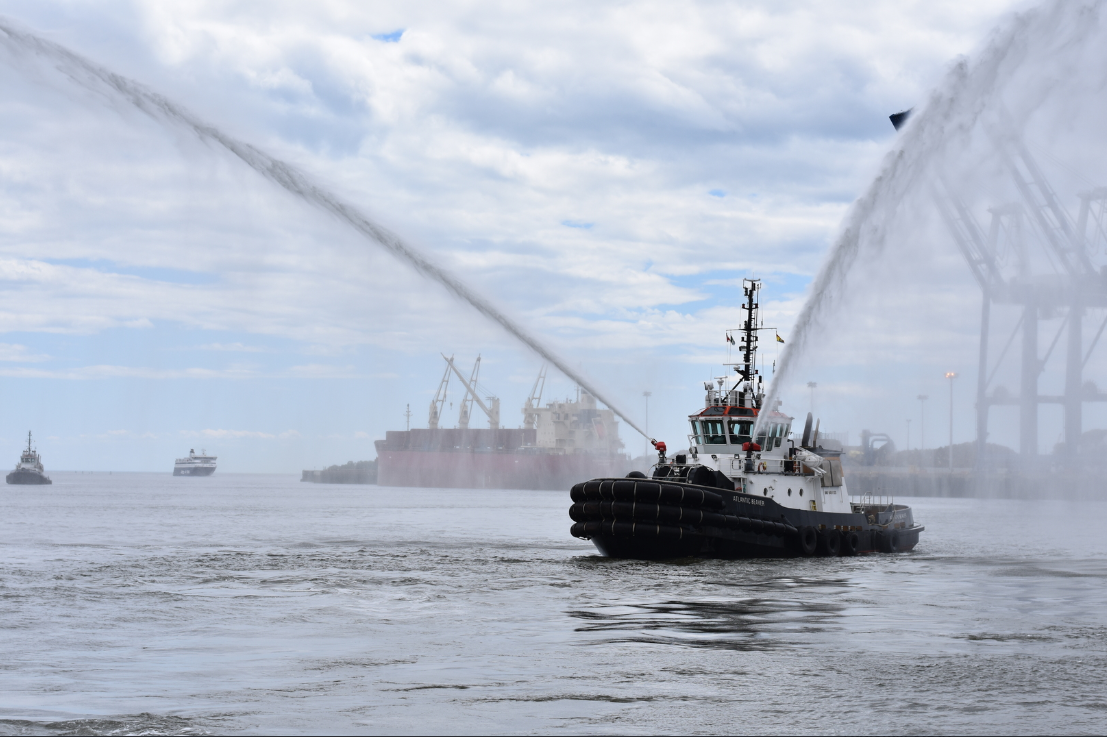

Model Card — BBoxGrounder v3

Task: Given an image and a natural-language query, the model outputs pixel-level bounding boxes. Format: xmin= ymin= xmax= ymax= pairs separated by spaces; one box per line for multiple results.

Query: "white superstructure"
xmin=173 ymin=448 xmax=217 ymax=476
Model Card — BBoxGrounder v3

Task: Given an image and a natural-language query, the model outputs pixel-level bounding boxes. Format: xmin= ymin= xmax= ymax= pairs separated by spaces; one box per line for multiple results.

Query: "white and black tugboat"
xmin=7 ymin=431 xmax=53 ymax=485
xmin=569 ymin=279 xmax=924 ymax=558
xmin=173 ymin=449 xmax=217 ymax=476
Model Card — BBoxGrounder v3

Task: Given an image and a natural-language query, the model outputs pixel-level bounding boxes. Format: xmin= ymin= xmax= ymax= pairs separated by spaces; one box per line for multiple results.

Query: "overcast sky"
xmin=0 ymin=0 xmax=1044 ymax=471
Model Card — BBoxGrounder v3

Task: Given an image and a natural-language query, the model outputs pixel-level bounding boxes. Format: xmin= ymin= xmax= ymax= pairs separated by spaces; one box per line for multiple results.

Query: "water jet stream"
xmin=755 ymin=0 xmax=1100 ymax=437
xmin=0 ymin=19 xmax=649 ymax=440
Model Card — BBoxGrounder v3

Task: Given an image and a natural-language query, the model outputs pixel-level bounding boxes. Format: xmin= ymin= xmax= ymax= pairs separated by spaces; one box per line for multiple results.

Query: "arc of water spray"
xmin=754 ymin=0 xmax=1092 ymax=436
xmin=0 ymin=19 xmax=649 ymax=440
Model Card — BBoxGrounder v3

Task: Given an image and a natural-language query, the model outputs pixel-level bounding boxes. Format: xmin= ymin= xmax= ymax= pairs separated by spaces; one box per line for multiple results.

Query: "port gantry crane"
xmin=905 ymin=112 xmax=1107 ymax=470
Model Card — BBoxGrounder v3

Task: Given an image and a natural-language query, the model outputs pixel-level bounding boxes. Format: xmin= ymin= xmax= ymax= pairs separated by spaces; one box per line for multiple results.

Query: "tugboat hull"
xmin=570 ymin=478 xmax=923 ymax=560
xmin=6 ymin=469 xmax=52 ymax=485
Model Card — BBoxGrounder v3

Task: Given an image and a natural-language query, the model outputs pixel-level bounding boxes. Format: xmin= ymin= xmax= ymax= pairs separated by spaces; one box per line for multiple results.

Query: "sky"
xmin=0 ymin=0 xmax=1056 ymax=472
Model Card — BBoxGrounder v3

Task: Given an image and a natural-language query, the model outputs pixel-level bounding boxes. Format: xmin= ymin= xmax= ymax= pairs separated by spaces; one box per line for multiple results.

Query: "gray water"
xmin=2 ymin=474 xmax=1106 ymax=735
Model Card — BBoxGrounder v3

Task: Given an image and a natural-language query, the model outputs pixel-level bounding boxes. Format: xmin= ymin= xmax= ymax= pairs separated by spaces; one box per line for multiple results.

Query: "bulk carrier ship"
xmin=375 ymin=355 xmax=630 ymax=490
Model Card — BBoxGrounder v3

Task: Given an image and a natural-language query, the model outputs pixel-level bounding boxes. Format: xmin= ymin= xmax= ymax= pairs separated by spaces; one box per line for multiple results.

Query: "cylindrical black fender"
xmin=570 ymin=482 xmax=587 ymax=503
xmin=842 ymin=530 xmax=861 ymax=556
xmin=819 ymin=529 xmax=841 ymax=556
xmin=797 ymin=526 xmax=818 ymax=556
xmin=626 ymin=470 xmax=646 ymax=479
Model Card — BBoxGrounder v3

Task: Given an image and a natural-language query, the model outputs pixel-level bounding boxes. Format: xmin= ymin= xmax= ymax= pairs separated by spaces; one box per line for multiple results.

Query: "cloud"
xmin=198 ymin=342 xmax=265 ymax=352
xmin=0 ymin=342 xmax=49 ymax=362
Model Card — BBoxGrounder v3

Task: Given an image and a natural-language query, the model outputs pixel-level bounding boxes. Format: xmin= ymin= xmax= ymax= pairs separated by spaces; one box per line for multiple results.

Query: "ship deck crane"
xmin=428 ymin=357 xmax=452 ymax=430
xmin=442 ymin=354 xmax=501 ymax=430
xmin=458 ymin=355 xmax=481 ymax=429
xmin=523 ymin=365 xmax=547 ymax=429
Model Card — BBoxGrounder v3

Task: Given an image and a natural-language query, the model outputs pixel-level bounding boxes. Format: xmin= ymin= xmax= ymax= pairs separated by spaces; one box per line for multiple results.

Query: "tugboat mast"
xmin=734 ymin=278 xmax=761 ymax=409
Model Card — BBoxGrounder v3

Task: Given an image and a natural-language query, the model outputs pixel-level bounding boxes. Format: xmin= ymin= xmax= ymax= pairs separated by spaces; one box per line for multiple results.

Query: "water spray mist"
xmin=0 ymin=19 xmax=649 ymax=440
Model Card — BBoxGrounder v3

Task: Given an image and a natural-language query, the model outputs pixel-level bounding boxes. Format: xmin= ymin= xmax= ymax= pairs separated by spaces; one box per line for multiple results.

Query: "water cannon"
xmin=651 ymin=439 xmax=667 ymax=463
xmin=741 ymin=440 xmax=761 ymax=473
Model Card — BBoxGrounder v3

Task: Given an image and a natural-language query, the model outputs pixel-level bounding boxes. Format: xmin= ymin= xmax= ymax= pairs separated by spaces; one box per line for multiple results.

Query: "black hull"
xmin=570 ymin=477 xmax=923 ymax=560
xmin=173 ymin=467 xmax=216 ymax=476
xmin=6 ymin=470 xmax=52 ymax=485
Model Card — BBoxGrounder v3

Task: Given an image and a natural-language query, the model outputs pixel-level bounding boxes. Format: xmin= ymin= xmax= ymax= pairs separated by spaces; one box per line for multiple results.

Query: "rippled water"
xmin=1 ymin=473 xmax=1105 ymax=735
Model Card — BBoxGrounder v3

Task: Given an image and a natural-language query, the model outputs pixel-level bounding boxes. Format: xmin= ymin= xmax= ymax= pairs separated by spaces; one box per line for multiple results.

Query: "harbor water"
xmin=2 ymin=473 xmax=1106 ymax=735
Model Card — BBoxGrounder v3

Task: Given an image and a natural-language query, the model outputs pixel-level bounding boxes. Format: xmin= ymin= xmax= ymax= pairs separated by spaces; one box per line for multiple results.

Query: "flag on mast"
xmin=726 ymin=332 xmax=735 ymax=345
xmin=776 ymin=332 xmax=785 ymax=344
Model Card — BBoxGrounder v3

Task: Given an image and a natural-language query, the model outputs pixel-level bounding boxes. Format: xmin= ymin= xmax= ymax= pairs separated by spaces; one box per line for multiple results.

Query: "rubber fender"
xmin=570 ymin=482 xmax=587 ymax=503
xmin=798 ymin=526 xmax=818 ymax=556
xmin=737 ymin=516 xmax=752 ymax=531
xmin=766 ymin=521 xmax=785 ymax=536
xmin=626 ymin=470 xmax=647 ymax=479
xmin=634 ymin=481 xmax=662 ymax=501
xmin=653 ymin=465 xmax=673 ymax=479
xmin=842 ymin=530 xmax=861 ymax=556
xmin=611 ymin=479 xmax=635 ymax=499
xmin=569 ymin=504 xmax=586 ymax=522
xmin=748 ymin=518 xmax=765 ymax=533
xmin=702 ymin=512 xmax=727 ymax=528
xmin=723 ymin=515 xmax=742 ymax=530
xmin=583 ymin=480 xmax=602 ymax=499
xmin=713 ymin=469 xmax=736 ymax=491
xmin=884 ymin=529 xmax=901 ymax=553
xmin=683 ymin=484 xmax=719 ymax=508
xmin=819 ymin=529 xmax=841 ymax=556
xmin=688 ymin=465 xmax=717 ymax=487
xmin=598 ymin=480 xmax=615 ymax=500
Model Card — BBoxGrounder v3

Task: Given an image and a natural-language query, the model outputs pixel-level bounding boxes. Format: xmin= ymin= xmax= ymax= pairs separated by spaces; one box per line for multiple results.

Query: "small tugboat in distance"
xmin=569 ymin=278 xmax=924 ymax=559
xmin=7 ymin=431 xmax=53 ymax=485
xmin=173 ymin=449 xmax=217 ymax=476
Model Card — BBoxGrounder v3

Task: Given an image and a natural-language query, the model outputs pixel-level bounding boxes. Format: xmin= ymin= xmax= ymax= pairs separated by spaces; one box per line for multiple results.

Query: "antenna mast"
xmin=738 ymin=278 xmax=762 ymax=408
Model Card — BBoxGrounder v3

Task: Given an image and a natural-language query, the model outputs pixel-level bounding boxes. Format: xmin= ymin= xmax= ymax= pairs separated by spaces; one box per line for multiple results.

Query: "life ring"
xmin=758 ymin=461 xmax=767 ymax=472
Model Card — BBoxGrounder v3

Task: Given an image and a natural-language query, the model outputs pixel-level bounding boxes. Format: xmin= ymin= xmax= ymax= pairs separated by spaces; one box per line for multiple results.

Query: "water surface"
xmin=1 ymin=474 xmax=1105 ymax=734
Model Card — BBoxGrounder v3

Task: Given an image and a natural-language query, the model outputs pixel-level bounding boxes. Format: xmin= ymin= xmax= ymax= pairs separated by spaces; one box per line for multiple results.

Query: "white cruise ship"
xmin=173 ymin=449 xmax=217 ymax=476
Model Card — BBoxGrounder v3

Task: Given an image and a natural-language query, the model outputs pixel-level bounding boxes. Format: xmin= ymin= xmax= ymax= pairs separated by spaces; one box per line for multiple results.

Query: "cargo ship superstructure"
xmin=375 ymin=355 xmax=630 ymax=489
xmin=6 ymin=431 xmax=52 ymax=485
xmin=569 ymin=279 xmax=925 ymax=558
xmin=173 ymin=449 xmax=217 ymax=476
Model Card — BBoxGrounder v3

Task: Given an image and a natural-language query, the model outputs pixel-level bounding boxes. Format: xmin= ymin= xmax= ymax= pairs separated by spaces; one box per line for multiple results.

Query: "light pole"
xmin=917 ymin=394 xmax=928 ymax=452
xmin=807 ymin=382 xmax=817 ymax=416
xmin=643 ymin=391 xmax=651 ymax=458
xmin=945 ymin=372 xmax=957 ymax=469
xmin=906 ymin=418 xmax=911 ymax=452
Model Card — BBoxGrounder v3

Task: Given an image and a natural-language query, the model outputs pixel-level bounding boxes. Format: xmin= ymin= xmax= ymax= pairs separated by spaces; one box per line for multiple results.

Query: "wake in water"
xmin=756 ymin=0 xmax=1107 ymax=436
xmin=0 ymin=19 xmax=649 ymax=440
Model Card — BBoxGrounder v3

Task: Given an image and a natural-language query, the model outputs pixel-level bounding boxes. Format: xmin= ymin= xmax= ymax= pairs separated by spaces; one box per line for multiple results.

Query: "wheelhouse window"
xmin=702 ymin=419 xmax=726 ymax=445
xmin=728 ymin=420 xmax=752 ymax=445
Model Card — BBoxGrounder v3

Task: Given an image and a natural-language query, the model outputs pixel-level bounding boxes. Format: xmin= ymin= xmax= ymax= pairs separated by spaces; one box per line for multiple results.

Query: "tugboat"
xmin=569 ymin=279 xmax=924 ymax=558
xmin=173 ymin=449 xmax=217 ymax=476
xmin=7 ymin=431 xmax=53 ymax=485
